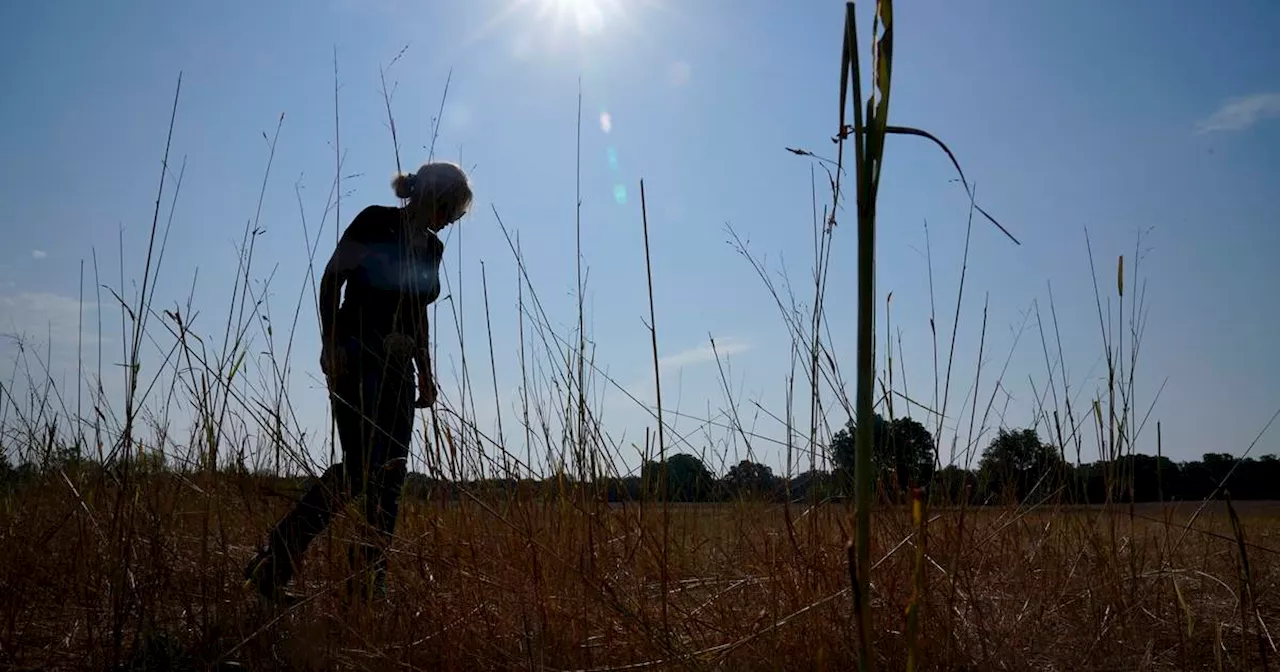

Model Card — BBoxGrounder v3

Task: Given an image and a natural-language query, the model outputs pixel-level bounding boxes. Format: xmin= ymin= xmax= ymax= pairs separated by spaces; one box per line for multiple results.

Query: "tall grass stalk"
xmin=638 ymin=178 xmax=670 ymax=639
xmin=832 ymin=1 xmax=1023 ymax=666
xmin=834 ymin=4 xmax=879 ymax=667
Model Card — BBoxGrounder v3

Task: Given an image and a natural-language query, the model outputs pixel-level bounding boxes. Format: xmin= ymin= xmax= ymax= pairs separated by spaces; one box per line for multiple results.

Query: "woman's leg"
xmin=244 ymin=341 xmax=370 ymax=599
xmin=349 ymin=351 xmax=416 ymax=598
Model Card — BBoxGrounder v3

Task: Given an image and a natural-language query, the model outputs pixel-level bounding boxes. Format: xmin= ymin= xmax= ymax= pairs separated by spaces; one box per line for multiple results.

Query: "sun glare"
xmin=537 ymin=0 xmax=608 ymax=36
xmin=464 ymin=0 xmax=650 ymax=58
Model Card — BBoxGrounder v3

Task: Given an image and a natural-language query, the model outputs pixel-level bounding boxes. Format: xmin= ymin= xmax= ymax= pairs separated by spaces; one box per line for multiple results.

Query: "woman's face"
xmin=409 ymin=201 xmax=450 ymax=234
xmin=425 ymin=215 xmax=449 ymax=233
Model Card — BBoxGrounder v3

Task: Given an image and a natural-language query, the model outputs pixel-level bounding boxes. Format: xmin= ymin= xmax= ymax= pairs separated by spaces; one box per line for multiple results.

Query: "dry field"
xmin=3 ymin=473 xmax=1277 ymax=671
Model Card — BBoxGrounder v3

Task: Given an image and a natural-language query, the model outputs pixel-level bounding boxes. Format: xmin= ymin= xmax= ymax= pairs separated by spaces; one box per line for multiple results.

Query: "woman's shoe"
xmin=243 ymin=547 xmax=301 ymax=607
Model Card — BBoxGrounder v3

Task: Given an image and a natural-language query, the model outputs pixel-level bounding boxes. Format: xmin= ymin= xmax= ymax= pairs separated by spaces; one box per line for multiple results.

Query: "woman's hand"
xmin=320 ymin=340 xmax=346 ymax=391
xmin=415 ymin=367 xmax=437 ymax=408
xmin=414 ymin=309 xmax=435 ymax=408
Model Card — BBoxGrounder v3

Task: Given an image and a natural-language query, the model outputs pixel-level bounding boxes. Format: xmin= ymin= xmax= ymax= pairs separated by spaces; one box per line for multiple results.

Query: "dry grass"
xmin=3 ymin=4 xmax=1276 ymax=671
xmin=3 ymin=476 xmax=1277 ymax=670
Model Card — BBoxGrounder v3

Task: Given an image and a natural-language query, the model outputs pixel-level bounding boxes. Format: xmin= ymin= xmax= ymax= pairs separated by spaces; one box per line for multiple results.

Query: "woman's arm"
xmin=318 ymin=213 xmax=378 ymax=387
xmin=318 ymin=257 xmax=344 ymax=346
xmin=414 ymin=304 xmax=432 ymax=375
xmin=318 ymin=218 xmax=373 ymax=344
xmin=413 ymin=303 xmax=436 ymax=407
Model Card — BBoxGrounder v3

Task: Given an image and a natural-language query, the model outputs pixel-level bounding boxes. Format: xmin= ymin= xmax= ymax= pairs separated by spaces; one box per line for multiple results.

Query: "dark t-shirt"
xmin=333 ymin=205 xmax=444 ymax=348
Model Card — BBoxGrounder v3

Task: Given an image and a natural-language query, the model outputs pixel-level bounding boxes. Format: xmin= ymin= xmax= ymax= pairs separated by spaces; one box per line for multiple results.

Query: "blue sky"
xmin=1 ymin=0 xmax=1277 ymax=476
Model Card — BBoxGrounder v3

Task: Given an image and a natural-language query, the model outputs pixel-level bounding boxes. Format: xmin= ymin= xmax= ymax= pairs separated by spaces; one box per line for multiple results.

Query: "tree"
xmin=978 ymin=428 xmax=1062 ymax=501
xmin=787 ymin=469 xmax=839 ymax=502
xmin=934 ymin=464 xmax=979 ymax=503
xmin=1119 ymin=453 xmax=1180 ymax=502
xmin=641 ymin=453 xmax=714 ymax=502
xmin=1245 ymin=455 xmax=1280 ymax=500
xmin=830 ymin=414 xmax=936 ymax=495
xmin=723 ymin=459 xmax=776 ymax=499
xmin=0 ymin=449 xmax=12 ymax=487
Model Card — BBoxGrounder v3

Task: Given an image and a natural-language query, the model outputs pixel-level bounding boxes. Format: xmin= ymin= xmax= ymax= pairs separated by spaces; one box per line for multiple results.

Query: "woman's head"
xmin=392 ymin=161 xmax=473 ymax=231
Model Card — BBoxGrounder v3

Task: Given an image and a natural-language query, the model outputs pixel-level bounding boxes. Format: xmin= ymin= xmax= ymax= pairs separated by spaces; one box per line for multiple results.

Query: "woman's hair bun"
xmin=392 ymin=173 xmax=418 ymax=199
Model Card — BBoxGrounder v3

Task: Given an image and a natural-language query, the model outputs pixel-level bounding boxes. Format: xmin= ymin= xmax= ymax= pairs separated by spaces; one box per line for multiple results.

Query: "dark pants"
xmin=264 ymin=335 xmax=415 ymax=590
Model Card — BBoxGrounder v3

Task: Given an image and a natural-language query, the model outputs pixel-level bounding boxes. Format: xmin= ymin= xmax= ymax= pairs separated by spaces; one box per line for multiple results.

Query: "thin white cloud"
xmin=1196 ymin=93 xmax=1280 ymax=133
xmin=0 ymin=291 xmax=97 ymax=348
xmin=31 ymin=250 xmax=47 ymax=259
xmin=658 ymin=337 xmax=749 ymax=371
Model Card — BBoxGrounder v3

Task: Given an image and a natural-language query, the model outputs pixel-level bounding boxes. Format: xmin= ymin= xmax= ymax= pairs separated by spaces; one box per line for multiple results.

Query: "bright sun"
xmin=466 ymin=0 xmax=639 ymax=59
xmin=536 ymin=0 xmax=609 ymax=36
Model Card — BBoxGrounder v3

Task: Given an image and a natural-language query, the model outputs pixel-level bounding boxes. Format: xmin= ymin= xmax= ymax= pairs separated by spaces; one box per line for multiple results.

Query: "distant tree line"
xmin=826 ymin=415 xmax=1279 ymax=504
xmin=2 ymin=416 xmax=1276 ymax=504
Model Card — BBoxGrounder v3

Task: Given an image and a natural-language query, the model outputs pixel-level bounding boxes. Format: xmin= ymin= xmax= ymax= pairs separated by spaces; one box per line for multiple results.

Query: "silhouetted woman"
xmin=244 ymin=161 xmax=472 ymax=603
